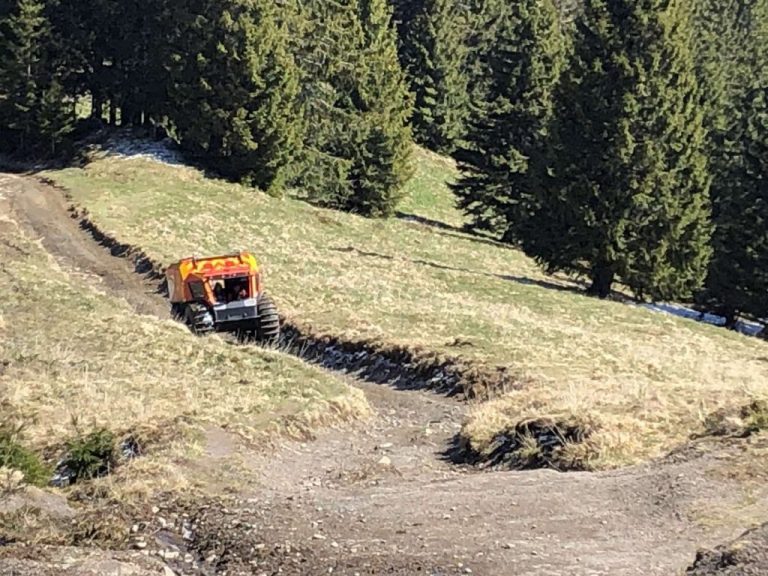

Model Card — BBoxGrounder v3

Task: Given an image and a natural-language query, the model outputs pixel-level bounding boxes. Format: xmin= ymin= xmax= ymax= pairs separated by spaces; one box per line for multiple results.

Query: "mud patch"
xmin=119 ymin=497 xmax=473 ymax=576
xmin=449 ymin=417 xmax=598 ymax=472
xmin=686 ymin=522 xmax=768 ymax=575
xmin=69 ymin=214 xmax=164 ymax=282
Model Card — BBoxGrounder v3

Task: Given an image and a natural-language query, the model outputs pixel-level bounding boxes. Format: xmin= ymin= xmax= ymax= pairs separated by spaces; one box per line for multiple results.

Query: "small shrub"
xmin=62 ymin=429 xmax=117 ymax=483
xmin=0 ymin=424 xmax=50 ymax=487
xmin=744 ymin=401 xmax=768 ymax=434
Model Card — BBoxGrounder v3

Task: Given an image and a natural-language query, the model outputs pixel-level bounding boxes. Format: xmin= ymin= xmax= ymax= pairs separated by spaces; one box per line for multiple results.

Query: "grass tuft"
xmin=744 ymin=401 xmax=768 ymax=434
xmin=703 ymin=399 xmax=768 ymax=438
xmin=460 ymin=415 xmax=599 ymax=471
xmin=0 ymin=424 xmax=51 ymax=488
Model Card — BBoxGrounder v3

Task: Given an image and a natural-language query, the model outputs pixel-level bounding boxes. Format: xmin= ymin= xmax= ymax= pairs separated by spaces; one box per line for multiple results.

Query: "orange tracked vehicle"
xmin=165 ymin=252 xmax=280 ymax=343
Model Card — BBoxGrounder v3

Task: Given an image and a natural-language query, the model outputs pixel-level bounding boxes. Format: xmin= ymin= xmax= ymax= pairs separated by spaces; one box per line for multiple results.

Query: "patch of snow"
xmin=642 ymin=302 xmax=765 ymax=337
xmin=50 ymin=459 xmax=74 ymax=488
xmin=97 ymin=132 xmax=186 ymax=167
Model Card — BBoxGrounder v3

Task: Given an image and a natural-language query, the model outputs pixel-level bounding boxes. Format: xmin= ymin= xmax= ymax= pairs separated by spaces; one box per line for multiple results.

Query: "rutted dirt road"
xmin=3 ymin=172 xmax=768 ymax=576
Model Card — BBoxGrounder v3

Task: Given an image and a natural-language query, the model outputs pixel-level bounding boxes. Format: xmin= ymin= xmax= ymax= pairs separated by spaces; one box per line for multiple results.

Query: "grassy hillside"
xmin=396 ymin=147 xmax=466 ymax=229
xmin=0 ymin=197 xmax=367 ymax=496
xmin=47 ymin=148 xmax=768 ymax=468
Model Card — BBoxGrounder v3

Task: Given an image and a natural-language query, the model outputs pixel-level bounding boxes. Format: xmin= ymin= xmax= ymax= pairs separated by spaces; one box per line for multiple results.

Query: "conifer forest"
xmin=0 ymin=0 xmax=766 ymax=322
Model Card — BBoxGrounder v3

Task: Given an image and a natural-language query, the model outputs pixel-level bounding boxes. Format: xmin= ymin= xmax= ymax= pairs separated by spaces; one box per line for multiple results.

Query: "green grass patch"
xmin=397 ymin=147 xmax=465 ymax=228
xmin=745 ymin=401 xmax=768 ymax=433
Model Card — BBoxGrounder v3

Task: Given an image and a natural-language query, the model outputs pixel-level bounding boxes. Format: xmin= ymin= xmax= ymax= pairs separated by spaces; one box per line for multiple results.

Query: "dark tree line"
xmin=0 ymin=0 xmax=72 ymax=156
xmin=691 ymin=0 xmax=768 ymax=325
xmin=0 ymin=0 xmax=412 ymax=216
xmin=1 ymin=0 xmax=766 ymax=324
xmin=395 ymin=0 xmax=767 ymax=323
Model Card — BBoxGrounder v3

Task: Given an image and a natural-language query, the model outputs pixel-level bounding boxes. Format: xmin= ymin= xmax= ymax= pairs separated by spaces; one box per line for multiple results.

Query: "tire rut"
xmin=3 ymin=173 xmax=168 ymax=318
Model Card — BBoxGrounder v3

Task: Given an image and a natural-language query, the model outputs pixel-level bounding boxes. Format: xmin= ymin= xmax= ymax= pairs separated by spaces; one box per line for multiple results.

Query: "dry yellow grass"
xmin=0 ymin=199 xmax=369 ymax=495
xmin=46 ymin=153 xmax=768 ymax=468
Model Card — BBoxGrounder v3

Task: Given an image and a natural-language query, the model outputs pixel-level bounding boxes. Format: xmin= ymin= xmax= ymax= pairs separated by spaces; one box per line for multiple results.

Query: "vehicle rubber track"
xmin=184 ymin=303 xmax=215 ymax=335
xmin=257 ymin=293 xmax=280 ymax=344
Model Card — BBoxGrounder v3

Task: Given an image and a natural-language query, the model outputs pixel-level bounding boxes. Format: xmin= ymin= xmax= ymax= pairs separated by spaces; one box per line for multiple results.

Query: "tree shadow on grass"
xmin=395 ymin=211 xmax=514 ymax=251
xmin=395 ymin=211 xmax=463 ymax=232
xmin=330 ymin=245 xmax=588 ymax=296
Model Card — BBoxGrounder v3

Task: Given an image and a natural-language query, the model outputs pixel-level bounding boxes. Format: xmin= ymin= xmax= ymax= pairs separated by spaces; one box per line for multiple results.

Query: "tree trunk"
xmin=121 ymin=103 xmax=133 ymax=127
xmin=128 ymin=105 xmax=142 ymax=127
xmin=91 ymin=93 xmax=103 ymax=121
xmin=587 ymin=266 xmax=614 ymax=299
xmin=109 ymin=99 xmax=117 ymax=126
xmin=209 ymin=133 xmax=224 ymax=155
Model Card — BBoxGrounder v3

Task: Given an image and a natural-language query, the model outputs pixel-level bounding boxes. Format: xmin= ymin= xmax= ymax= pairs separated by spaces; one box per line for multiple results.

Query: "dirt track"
xmin=3 ymin=172 xmax=768 ymax=576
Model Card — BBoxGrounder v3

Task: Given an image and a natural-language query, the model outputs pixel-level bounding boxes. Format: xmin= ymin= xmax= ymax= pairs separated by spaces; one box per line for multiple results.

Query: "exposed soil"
xmin=3 ymin=172 xmax=768 ymax=575
xmin=4 ymin=173 xmax=167 ymax=319
xmin=686 ymin=523 xmax=768 ymax=576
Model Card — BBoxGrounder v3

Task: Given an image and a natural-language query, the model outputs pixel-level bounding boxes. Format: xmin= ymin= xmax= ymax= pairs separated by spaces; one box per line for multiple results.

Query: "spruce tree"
xmin=453 ymin=0 xmax=566 ymax=238
xmin=165 ymin=0 xmax=303 ymax=194
xmin=691 ymin=0 xmax=740 ymax=142
xmin=49 ymin=0 xmax=122 ymax=124
xmin=0 ymin=0 xmax=73 ymax=155
xmin=110 ymin=1 xmax=170 ymax=127
xmin=463 ymin=0 xmax=511 ymax=111
xmin=462 ymin=0 xmax=575 ymax=139
xmin=525 ymin=0 xmax=713 ymax=300
xmin=36 ymin=79 xmax=73 ymax=156
xmin=0 ymin=0 xmax=45 ymax=151
xmin=293 ymin=0 xmax=365 ymax=206
xmin=352 ymin=0 xmax=414 ymax=216
xmin=296 ymin=0 xmax=413 ymax=217
xmin=699 ymin=0 xmax=768 ymax=323
xmin=390 ymin=0 xmax=420 ymax=34
xmin=703 ymin=84 xmax=768 ymax=324
xmin=398 ymin=0 xmax=471 ymax=153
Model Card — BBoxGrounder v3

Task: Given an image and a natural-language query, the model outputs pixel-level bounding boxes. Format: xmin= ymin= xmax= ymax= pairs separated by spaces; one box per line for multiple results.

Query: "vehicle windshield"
xmin=211 ymin=276 xmax=250 ymax=303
